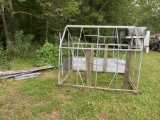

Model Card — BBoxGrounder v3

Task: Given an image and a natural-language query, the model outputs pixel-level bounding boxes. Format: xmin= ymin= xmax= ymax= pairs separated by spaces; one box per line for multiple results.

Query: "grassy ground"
xmin=0 ymin=51 xmax=160 ymax=120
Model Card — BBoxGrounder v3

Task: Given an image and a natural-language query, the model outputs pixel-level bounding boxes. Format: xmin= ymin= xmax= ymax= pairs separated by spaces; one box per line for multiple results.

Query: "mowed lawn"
xmin=0 ymin=51 xmax=160 ymax=120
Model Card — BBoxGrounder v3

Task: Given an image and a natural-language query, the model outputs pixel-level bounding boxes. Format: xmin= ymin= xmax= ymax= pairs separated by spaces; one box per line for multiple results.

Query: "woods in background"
xmin=0 ymin=0 xmax=160 ymax=52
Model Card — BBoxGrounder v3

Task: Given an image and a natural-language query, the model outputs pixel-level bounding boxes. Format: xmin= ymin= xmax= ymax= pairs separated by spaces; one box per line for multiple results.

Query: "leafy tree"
xmin=0 ymin=0 xmax=82 ymax=48
xmin=74 ymin=0 xmax=136 ymax=25
xmin=1 ymin=0 xmax=157 ymax=56
xmin=135 ymin=0 xmax=160 ymax=33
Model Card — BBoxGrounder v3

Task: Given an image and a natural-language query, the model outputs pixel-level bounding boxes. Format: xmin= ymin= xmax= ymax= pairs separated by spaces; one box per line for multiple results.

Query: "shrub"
xmin=34 ymin=41 xmax=59 ymax=69
xmin=13 ymin=30 xmax=34 ymax=58
xmin=0 ymin=48 xmax=10 ymax=70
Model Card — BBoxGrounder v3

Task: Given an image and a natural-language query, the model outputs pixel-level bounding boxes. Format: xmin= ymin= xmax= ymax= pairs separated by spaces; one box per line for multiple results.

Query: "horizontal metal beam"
xmin=85 ymin=35 xmax=117 ymax=38
xmin=124 ymin=36 xmax=145 ymax=39
xmin=73 ymin=43 xmax=130 ymax=46
xmin=60 ymin=47 xmax=143 ymax=52
xmin=66 ymin=25 xmax=137 ymax=29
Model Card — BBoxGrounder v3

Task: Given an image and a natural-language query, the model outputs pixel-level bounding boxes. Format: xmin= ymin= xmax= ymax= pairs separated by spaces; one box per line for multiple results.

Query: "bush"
xmin=0 ymin=48 xmax=10 ymax=70
xmin=34 ymin=41 xmax=59 ymax=69
xmin=0 ymin=30 xmax=34 ymax=70
xmin=13 ymin=30 xmax=34 ymax=58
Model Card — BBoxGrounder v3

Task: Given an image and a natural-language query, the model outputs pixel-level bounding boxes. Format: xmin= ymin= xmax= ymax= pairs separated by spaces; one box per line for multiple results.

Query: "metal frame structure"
xmin=58 ymin=25 xmax=146 ymax=93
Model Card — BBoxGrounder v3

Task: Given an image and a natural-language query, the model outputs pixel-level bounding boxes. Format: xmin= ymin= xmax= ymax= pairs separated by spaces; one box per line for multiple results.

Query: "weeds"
xmin=11 ymin=30 xmax=34 ymax=58
xmin=0 ymin=48 xmax=10 ymax=70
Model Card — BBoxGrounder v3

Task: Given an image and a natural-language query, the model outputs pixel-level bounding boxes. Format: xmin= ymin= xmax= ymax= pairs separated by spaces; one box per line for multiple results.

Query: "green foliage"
xmin=89 ymin=12 xmax=103 ymax=24
xmin=0 ymin=78 xmax=3 ymax=83
xmin=0 ymin=47 xmax=10 ymax=70
xmin=134 ymin=0 xmax=160 ymax=33
xmin=13 ymin=30 xmax=34 ymax=58
xmin=1 ymin=0 xmax=142 ymax=50
xmin=0 ymin=0 xmax=6 ymax=4
xmin=35 ymin=41 xmax=59 ymax=68
xmin=48 ymin=34 xmax=59 ymax=44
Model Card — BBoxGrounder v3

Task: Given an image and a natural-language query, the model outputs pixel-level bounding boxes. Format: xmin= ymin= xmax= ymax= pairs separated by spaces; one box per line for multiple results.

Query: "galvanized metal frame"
xmin=58 ymin=25 xmax=145 ymax=93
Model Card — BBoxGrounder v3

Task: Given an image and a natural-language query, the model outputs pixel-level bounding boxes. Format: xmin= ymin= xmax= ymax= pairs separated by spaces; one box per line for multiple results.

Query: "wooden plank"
xmin=1 ymin=73 xmax=25 ymax=79
xmin=0 ymin=66 xmax=53 ymax=78
xmin=123 ymin=51 xmax=132 ymax=89
xmin=90 ymin=44 xmax=94 ymax=71
xmin=103 ymin=44 xmax=108 ymax=72
xmin=86 ymin=50 xmax=92 ymax=86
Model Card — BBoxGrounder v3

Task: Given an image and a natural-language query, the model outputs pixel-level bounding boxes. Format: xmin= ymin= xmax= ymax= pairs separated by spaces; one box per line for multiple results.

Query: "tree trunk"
xmin=1 ymin=2 xmax=16 ymax=54
xmin=1 ymin=4 xmax=9 ymax=44
xmin=8 ymin=0 xmax=16 ymax=54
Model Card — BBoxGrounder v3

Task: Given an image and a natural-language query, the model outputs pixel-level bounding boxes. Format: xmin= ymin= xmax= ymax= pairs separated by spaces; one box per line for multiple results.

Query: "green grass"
xmin=0 ymin=51 xmax=160 ymax=120
xmin=9 ymin=58 xmax=35 ymax=70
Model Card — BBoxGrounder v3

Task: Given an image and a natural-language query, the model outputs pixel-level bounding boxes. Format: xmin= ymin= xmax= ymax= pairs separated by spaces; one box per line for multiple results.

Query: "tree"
xmin=134 ymin=0 xmax=160 ymax=33
xmin=1 ymin=0 xmax=152 ymax=52
xmin=0 ymin=0 xmax=17 ymax=52
xmin=0 ymin=0 xmax=82 ymax=47
xmin=74 ymin=0 xmax=136 ymax=25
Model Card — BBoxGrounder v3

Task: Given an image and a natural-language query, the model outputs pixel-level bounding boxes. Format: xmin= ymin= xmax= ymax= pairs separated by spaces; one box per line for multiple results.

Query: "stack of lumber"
xmin=0 ymin=66 xmax=53 ymax=80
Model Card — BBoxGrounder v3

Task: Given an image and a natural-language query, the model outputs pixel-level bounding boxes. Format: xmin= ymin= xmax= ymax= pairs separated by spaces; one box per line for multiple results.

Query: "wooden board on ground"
xmin=0 ymin=66 xmax=53 ymax=79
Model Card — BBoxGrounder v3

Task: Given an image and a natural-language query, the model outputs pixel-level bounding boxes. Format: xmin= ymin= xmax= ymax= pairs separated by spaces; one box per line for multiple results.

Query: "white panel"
xmin=72 ymin=57 xmax=86 ymax=64
xmin=72 ymin=57 xmax=126 ymax=73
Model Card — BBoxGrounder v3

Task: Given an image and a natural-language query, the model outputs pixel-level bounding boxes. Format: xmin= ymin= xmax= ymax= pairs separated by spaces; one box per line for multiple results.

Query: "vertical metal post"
xmin=76 ymin=27 xmax=83 ymax=85
xmin=116 ymin=28 xmax=119 ymax=44
xmin=115 ymin=28 xmax=120 ymax=88
xmin=68 ymin=32 xmax=70 ymax=71
xmin=58 ymin=33 xmax=62 ymax=84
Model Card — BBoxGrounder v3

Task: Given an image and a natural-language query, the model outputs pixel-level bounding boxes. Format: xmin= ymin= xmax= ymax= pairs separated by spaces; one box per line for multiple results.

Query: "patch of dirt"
xmin=50 ymin=111 xmax=61 ymax=120
xmin=98 ymin=114 xmax=109 ymax=120
xmin=34 ymin=110 xmax=60 ymax=120
xmin=57 ymin=94 xmax=72 ymax=101
xmin=34 ymin=100 xmax=45 ymax=106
